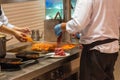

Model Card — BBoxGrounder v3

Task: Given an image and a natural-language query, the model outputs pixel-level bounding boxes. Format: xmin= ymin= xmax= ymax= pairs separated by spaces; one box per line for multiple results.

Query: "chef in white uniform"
xmin=0 ymin=5 xmax=30 ymax=42
xmin=54 ymin=0 xmax=120 ymax=80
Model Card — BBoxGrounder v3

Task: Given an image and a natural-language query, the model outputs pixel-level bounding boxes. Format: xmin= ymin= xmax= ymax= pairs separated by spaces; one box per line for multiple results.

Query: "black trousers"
xmin=80 ymin=49 xmax=118 ymax=80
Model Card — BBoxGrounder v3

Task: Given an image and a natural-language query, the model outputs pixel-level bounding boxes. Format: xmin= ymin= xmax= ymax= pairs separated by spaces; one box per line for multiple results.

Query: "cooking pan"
xmin=0 ymin=58 xmax=38 ymax=71
xmin=15 ymin=51 xmax=47 ymax=61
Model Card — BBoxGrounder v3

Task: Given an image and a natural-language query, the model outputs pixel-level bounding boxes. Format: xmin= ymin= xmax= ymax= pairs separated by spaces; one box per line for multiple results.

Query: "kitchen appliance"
xmin=15 ymin=51 xmax=47 ymax=61
xmin=31 ymin=30 xmax=43 ymax=41
xmin=0 ymin=34 xmax=12 ymax=58
xmin=0 ymin=58 xmax=38 ymax=71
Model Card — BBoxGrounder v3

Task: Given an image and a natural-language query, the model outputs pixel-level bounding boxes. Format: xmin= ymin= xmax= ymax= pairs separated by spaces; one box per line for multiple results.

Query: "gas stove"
xmin=1 ymin=52 xmax=38 ymax=71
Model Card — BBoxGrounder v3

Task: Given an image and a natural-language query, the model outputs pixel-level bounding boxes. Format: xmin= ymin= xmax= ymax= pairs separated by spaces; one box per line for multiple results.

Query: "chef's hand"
xmin=13 ymin=27 xmax=31 ymax=34
xmin=13 ymin=31 xmax=27 ymax=42
xmin=54 ymin=23 xmax=66 ymax=37
xmin=71 ymin=33 xmax=80 ymax=39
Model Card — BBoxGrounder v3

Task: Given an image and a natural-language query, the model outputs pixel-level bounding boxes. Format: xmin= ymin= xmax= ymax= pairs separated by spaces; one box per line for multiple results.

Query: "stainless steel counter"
xmin=0 ymin=48 xmax=81 ymax=80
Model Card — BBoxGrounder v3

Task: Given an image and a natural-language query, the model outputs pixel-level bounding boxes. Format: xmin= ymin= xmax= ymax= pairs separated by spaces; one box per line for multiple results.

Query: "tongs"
xmin=36 ymin=53 xmax=52 ymax=62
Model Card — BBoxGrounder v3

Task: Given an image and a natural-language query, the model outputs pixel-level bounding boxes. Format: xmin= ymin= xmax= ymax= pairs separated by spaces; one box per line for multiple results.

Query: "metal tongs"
xmin=36 ymin=53 xmax=52 ymax=62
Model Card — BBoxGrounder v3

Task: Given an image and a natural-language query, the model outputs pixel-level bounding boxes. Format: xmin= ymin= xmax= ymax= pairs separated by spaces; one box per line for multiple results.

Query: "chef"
xmin=0 ymin=5 xmax=30 ymax=42
xmin=54 ymin=0 xmax=120 ymax=80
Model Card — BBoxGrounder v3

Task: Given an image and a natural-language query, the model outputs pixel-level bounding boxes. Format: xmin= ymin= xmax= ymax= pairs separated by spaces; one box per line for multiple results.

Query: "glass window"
xmin=71 ymin=0 xmax=77 ymax=17
xmin=45 ymin=0 xmax=77 ymax=20
xmin=46 ymin=0 xmax=63 ymax=19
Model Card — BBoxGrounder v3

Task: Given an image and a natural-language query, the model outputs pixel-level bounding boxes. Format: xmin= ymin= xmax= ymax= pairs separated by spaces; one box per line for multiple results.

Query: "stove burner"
xmin=1 ymin=60 xmax=38 ymax=71
xmin=1 ymin=64 xmax=21 ymax=71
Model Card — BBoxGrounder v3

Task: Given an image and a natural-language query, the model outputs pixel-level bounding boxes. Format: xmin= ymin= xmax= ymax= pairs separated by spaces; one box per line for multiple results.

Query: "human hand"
xmin=13 ymin=27 xmax=30 ymax=34
xmin=13 ymin=31 xmax=27 ymax=42
xmin=71 ymin=33 xmax=80 ymax=39
xmin=20 ymin=27 xmax=30 ymax=34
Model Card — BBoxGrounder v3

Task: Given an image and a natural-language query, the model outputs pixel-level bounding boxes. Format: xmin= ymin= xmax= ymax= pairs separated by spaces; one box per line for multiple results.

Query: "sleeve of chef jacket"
xmin=0 ymin=6 xmax=14 ymax=28
xmin=66 ymin=0 xmax=93 ymax=34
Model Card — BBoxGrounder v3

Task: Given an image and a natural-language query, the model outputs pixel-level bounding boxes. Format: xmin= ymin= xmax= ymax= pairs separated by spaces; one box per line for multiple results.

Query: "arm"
xmin=0 ymin=6 xmax=14 ymax=28
xmin=0 ymin=25 xmax=27 ymax=42
xmin=66 ymin=0 xmax=93 ymax=34
xmin=0 ymin=25 xmax=16 ymax=35
xmin=0 ymin=6 xmax=30 ymax=34
xmin=13 ymin=27 xmax=30 ymax=34
xmin=61 ymin=23 xmax=66 ymax=31
xmin=54 ymin=0 xmax=93 ymax=36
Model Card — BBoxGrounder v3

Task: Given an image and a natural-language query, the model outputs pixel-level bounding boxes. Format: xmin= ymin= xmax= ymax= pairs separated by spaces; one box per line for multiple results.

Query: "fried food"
xmin=60 ymin=44 xmax=75 ymax=50
xmin=31 ymin=43 xmax=57 ymax=51
xmin=25 ymin=36 xmax=33 ymax=42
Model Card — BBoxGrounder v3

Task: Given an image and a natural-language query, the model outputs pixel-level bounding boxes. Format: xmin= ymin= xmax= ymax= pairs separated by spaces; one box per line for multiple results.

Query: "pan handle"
xmin=37 ymin=54 xmax=52 ymax=62
xmin=20 ymin=60 xmax=38 ymax=68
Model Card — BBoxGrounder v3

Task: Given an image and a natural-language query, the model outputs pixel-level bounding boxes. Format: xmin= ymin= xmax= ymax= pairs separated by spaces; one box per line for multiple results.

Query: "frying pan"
xmin=15 ymin=51 xmax=47 ymax=61
xmin=0 ymin=58 xmax=38 ymax=71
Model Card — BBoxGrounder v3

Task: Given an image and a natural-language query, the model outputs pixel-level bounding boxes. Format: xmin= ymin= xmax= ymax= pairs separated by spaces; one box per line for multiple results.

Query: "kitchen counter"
xmin=0 ymin=47 xmax=81 ymax=80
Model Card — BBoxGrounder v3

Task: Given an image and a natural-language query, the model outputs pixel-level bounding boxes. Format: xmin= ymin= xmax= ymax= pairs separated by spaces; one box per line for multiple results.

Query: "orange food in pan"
xmin=60 ymin=44 xmax=76 ymax=50
xmin=31 ymin=42 xmax=76 ymax=51
xmin=31 ymin=43 xmax=57 ymax=51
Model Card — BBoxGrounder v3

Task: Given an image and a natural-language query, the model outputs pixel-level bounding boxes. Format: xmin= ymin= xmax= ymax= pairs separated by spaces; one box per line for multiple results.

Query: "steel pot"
xmin=0 ymin=34 xmax=13 ymax=58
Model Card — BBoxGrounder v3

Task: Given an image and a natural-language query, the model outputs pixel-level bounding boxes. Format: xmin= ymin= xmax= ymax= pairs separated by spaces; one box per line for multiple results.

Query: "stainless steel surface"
xmin=31 ymin=30 xmax=36 ymax=41
xmin=0 ymin=0 xmax=38 ymax=4
xmin=0 ymin=48 xmax=80 ymax=80
xmin=36 ymin=30 xmax=40 ymax=41
xmin=31 ymin=30 xmax=42 ymax=41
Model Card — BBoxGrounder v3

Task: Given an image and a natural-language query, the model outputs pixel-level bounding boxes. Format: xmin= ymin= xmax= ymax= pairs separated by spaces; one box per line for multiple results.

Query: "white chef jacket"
xmin=66 ymin=0 xmax=120 ymax=53
xmin=0 ymin=6 xmax=14 ymax=28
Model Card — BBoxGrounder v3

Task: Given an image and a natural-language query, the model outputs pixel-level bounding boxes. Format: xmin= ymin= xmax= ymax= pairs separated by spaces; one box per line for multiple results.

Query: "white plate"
xmin=46 ymin=52 xmax=70 ymax=58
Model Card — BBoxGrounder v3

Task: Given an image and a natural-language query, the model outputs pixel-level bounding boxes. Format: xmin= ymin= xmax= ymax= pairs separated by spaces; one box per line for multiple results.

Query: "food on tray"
xmin=54 ymin=48 xmax=66 ymax=56
xmin=60 ymin=44 xmax=76 ymax=50
xmin=31 ymin=43 xmax=57 ymax=51
xmin=31 ymin=42 xmax=76 ymax=51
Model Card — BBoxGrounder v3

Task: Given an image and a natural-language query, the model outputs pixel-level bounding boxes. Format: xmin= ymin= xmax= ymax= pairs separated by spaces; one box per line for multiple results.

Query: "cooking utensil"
xmin=31 ymin=30 xmax=43 ymax=41
xmin=16 ymin=51 xmax=46 ymax=61
xmin=0 ymin=34 xmax=13 ymax=58
xmin=0 ymin=58 xmax=37 ymax=65
xmin=0 ymin=58 xmax=37 ymax=71
xmin=36 ymin=53 xmax=52 ymax=62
